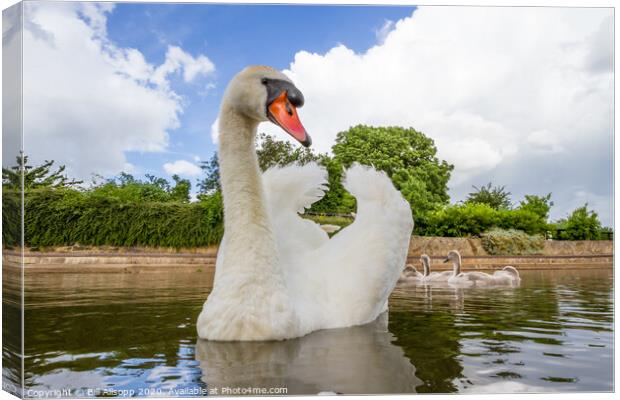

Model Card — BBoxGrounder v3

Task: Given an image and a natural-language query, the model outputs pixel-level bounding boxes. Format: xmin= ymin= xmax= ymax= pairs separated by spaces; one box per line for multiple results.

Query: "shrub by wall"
xmin=480 ymin=228 xmax=545 ymax=255
xmin=303 ymin=214 xmax=353 ymax=228
xmin=552 ymin=205 xmax=603 ymax=240
xmin=8 ymin=189 xmax=224 ymax=248
xmin=3 ymin=188 xmax=609 ymax=250
xmin=2 ymin=191 xmax=20 ymax=247
xmin=422 ymin=203 xmax=548 ymax=237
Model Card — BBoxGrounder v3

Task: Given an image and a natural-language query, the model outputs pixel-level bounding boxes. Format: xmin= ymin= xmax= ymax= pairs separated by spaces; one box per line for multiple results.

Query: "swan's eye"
xmin=285 ymin=101 xmax=293 ymax=116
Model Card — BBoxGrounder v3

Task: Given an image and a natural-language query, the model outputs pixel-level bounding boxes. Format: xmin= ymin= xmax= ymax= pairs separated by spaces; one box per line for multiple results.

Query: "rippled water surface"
xmin=10 ymin=268 xmax=614 ymax=395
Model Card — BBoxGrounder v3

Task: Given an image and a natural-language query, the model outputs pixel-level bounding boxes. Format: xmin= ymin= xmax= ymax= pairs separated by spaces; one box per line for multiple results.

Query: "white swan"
xmin=420 ymin=255 xmax=430 ymax=277
xmin=397 ymin=264 xmax=423 ymax=284
xmin=444 ymin=250 xmax=521 ymax=286
xmin=399 ymin=254 xmax=449 ymax=284
xmin=196 ymin=66 xmax=414 ymax=341
xmin=419 ymin=254 xmax=453 ymax=283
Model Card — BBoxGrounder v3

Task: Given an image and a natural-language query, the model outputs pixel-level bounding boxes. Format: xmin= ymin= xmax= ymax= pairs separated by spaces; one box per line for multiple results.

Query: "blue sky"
xmin=106 ymin=3 xmax=415 ymax=182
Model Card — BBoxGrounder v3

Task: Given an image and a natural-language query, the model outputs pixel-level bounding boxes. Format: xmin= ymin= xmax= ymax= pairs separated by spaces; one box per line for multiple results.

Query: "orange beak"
xmin=267 ymin=91 xmax=311 ymax=147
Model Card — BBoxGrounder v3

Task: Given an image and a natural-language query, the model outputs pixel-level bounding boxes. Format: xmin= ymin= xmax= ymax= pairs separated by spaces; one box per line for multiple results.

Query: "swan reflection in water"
xmin=195 ymin=313 xmax=421 ymax=395
xmin=196 ymin=282 xmax=525 ymax=395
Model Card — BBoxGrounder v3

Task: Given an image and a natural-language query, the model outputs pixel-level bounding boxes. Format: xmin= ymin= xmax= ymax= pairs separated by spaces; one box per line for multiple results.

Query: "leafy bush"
xmin=422 ymin=203 xmax=548 ymax=237
xmin=481 ymin=228 xmax=545 ymax=255
xmin=495 ymin=208 xmax=549 ymax=234
xmin=2 ymin=191 xmax=21 ymax=247
xmin=518 ymin=193 xmax=553 ymax=220
xmin=422 ymin=203 xmax=497 ymax=237
xmin=599 ymin=226 xmax=614 ymax=240
xmin=16 ymin=189 xmax=224 ymax=248
xmin=554 ymin=204 xmax=602 ymax=240
xmin=91 ymin=172 xmax=191 ymax=203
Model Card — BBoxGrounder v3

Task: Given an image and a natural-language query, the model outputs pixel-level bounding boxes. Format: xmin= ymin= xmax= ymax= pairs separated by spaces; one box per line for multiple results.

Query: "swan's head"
xmin=444 ymin=250 xmax=461 ymax=274
xmin=402 ymin=264 xmax=417 ymax=276
xmin=420 ymin=254 xmax=431 ymax=276
xmin=222 ymin=65 xmax=310 ymax=146
xmin=443 ymin=250 xmax=461 ymax=263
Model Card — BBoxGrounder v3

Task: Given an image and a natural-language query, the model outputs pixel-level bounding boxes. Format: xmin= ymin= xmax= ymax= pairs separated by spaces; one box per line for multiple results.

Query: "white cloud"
xmin=21 ymin=2 xmax=216 ymax=179
xmin=163 ymin=159 xmax=202 ymax=177
xmin=439 ymin=137 xmax=503 ymax=186
xmin=265 ymin=6 xmax=612 ymax=224
xmin=77 ymin=2 xmax=114 ymax=38
xmin=526 ymin=130 xmax=565 ymax=154
xmin=374 ymin=19 xmax=395 ymax=44
xmin=151 ymin=45 xmax=215 ymax=88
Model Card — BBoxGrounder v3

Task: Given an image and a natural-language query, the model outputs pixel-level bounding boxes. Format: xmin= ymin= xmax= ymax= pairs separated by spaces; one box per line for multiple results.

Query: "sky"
xmin=2 ymin=1 xmax=614 ymax=226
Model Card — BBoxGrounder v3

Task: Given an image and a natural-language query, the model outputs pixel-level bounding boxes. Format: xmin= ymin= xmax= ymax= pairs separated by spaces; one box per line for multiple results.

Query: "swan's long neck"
xmin=452 ymin=256 xmax=461 ymax=276
xmin=217 ymin=103 xmax=278 ymax=273
xmin=422 ymin=259 xmax=430 ymax=276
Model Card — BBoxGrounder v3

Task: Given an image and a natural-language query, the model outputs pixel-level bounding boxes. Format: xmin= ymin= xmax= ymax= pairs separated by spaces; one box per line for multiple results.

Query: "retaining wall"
xmin=2 ymin=237 xmax=613 ymax=273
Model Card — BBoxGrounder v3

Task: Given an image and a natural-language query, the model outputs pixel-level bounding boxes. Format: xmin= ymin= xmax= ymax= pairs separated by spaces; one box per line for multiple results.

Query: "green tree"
xmin=330 ymin=125 xmax=453 ymax=224
xmin=310 ymin=157 xmax=357 ymax=214
xmin=256 ymin=132 xmax=323 ymax=171
xmin=518 ymin=193 xmax=553 ymax=220
xmin=90 ymin=173 xmax=189 ymax=203
xmin=556 ymin=204 xmax=602 ymax=240
xmin=391 ymin=169 xmax=439 ymax=222
xmin=466 ymin=182 xmax=511 ymax=210
xmin=197 ymin=153 xmax=221 ymax=196
xmin=2 ymin=152 xmax=82 ymax=189
xmin=170 ymin=175 xmax=191 ymax=202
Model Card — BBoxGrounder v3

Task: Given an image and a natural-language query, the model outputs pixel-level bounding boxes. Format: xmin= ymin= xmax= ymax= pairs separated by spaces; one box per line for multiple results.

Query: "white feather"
xmin=263 ymin=163 xmax=331 ymax=256
xmin=263 ymin=163 xmax=328 ymax=215
xmin=277 ymin=163 xmax=414 ymax=333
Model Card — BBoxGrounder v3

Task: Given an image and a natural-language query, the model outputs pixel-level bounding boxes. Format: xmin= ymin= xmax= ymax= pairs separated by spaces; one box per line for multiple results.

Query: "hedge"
xmin=2 ymin=191 xmax=21 ymax=247
xmin=3 ymin=188 xmax=601 ymax=249
xmin=421 ymin=203 xmax=548 ymax=237
xmin=3 ymin=189 xmax=224 ymax=248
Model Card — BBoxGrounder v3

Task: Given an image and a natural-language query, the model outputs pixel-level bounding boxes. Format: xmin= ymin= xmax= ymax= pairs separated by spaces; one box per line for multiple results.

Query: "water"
xmin=8 ymin=268 xmax=614 ymax=396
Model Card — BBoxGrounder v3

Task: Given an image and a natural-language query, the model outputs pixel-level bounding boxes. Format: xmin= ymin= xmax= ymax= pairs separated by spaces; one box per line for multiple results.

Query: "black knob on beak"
xmin=263 ymin=78 xmax=304 ymax=108
xmin=286 ymin=86 xmax=304 ymax=107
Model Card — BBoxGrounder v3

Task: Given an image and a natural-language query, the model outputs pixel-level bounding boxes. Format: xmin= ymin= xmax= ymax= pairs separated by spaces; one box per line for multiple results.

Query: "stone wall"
xmin=408 ymin=236 xmax=612 ymax=257
xmin=3 ymin=237 xmax=612 ymax=273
